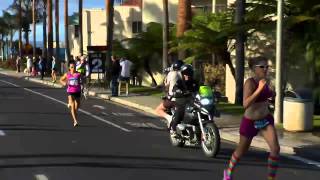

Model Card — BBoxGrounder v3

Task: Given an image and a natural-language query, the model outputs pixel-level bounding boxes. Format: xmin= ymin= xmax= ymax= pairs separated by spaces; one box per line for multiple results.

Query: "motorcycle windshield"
xmin=199 ymin=86 xmax=213 ymax=98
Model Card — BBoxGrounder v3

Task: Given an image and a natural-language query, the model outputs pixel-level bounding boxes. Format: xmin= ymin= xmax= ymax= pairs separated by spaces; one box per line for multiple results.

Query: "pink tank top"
xmin=67 ymin=72 xmax=81 ymax=93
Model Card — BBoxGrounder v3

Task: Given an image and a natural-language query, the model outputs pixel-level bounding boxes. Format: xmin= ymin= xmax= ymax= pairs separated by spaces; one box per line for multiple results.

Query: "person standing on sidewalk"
xmin=38 ymin=56 xmax=46 ymax=80
xmin=51 ymin=56 xmax=57 ymax=83
xmin=110 ymin=55 xmax=121 ymax=96
xmin=223 ymin=56 xmax=280 ymax=180
xmin=59 ymin=61 xmax=81 ymax=127
xmin=26 ymin=56 xmax=33 ymax=76
xmin=119 ymin=57 xmax=133 ymax=82
xmin=16 ymin=56 xmax=21 ymax=73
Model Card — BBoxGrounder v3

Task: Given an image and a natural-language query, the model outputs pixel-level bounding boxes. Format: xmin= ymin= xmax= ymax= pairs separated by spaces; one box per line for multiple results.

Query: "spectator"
xmin=119 ymin=57 xmax=133 ymax=82
xmin=26 ymin=56 xmax=33 ymax=76
xmin=16 ymin=56 xmax=21 ymax=73
xmin=51 ymin=56 xmax=57 ymax=83
xmin=32 ymin=57 xmax=38 ymax=76
xmin=38 ymin=56 xmax=46 ymax=80
xmin=110 ymin=55 xmax=121 ymax=96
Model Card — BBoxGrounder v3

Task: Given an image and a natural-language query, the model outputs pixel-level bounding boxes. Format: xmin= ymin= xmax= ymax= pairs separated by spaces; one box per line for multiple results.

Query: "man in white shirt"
xmin=119 ymin=58 xmax=133 ymax=82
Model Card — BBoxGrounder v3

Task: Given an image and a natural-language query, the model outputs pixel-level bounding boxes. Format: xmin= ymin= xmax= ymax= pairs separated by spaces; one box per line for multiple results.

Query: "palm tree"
xmin=55 ymin=0 xmax=60 ymax=72
xmin=79 ymin=0 xmax=83 ymax=55
xmin=40 ymin=0 xmax=48 ymax=60
xmin=234 ymin=0 xmax=246 ymax=105
xmin=32 ymin=0 xmax=36 ymax=59
xmin=0 ymin=17 xmax=6 ymax=60
xmin=162 ymin=0 xmax=169 ymax=70
xmin=65 ymin=0 xmax=70 ymax=63
xmin=106 ymin=0 xmax=115 ymax=86
xmin=172 ymin=13 xmax=236 ymax=82
xmin=19 ymin=0 xmax=22 ymax=58
xmin=2 ymin=11 xmax=18 ymax=59
xmin=176 ymin=0 xmax=192 ymax=60
xmin=47 ymin=0 xmax=53 ymax=63
xmin=126 ymin=23 xmax=164 ymax=87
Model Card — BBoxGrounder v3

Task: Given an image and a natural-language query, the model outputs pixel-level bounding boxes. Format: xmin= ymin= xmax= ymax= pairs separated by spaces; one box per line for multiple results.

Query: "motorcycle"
xmin=166 ymin=85 xmax=221 ymax=158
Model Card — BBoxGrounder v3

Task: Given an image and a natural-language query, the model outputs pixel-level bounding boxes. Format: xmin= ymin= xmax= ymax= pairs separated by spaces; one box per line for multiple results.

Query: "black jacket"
xmin=111 ymin=60 xmax=121 ymax=77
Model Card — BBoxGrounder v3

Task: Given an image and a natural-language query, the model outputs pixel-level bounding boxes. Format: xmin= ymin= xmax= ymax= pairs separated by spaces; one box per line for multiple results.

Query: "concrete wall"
xmin=142 ymin=0 xmax=179 ymax=28
xmin=69 ymin=6 xmax=142 ymax=57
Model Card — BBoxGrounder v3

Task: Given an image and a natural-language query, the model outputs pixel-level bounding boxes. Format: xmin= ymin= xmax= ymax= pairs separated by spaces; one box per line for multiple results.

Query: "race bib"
xmin=68 ymin=78 xmax=79 ymax=86
xmin=254 ymin=119 xmax=270 ymax=129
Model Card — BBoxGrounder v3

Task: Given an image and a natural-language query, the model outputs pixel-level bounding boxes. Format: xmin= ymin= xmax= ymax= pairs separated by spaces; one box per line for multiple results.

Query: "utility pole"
xmin=275 ymin=0 xmax=284 ymax=124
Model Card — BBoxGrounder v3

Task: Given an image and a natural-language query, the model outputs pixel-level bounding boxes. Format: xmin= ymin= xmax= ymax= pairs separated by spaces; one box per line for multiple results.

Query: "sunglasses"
xmin=69 ymin=66 xmax=75 ymax=69
xmin=255 ymin=65 xmax=269 ymax=69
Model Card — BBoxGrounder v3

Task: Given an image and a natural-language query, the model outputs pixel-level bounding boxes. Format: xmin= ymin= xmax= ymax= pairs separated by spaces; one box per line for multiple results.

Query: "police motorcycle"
xmin=164 ymin=65 xmax=221 ymax=158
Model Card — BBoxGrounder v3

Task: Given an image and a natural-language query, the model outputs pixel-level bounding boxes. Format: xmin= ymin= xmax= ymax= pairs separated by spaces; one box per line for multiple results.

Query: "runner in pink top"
xmin=60 ymin=61 xmax=81 ymax=127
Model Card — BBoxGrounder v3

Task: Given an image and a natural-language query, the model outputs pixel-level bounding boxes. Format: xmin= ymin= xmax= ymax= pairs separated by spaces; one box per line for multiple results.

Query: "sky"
xmin=0 ymin=0 xmax=109 ymax=43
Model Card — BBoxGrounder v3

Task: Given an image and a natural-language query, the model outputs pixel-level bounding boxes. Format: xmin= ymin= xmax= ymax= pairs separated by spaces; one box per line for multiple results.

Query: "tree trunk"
xmin=162 ymin=0 xmax=169 ymax=70
xmin=43 ymin=8 xmax=48 ymax=60
xmin=19 ymin=0 xmax=23 ymax=58
xmin=223 ymin=51 xmax=236 ymax=80
xmin=79 ymin=0 xmax=83 ymax=55
xmin=0 ymin=36 xmax=3 ymax=61
xmin=144 ymin=57 xmax=157 ymax=87
xmin=65 ymin=0 xmax=70 ymax=63
xmin=176 ymin=0 xmax=192 ymax=60
xmin=10 ymin=30 xmax=13 ymax=59
xmin=2 ymin=37 xmax=5 ymax=60
xmin=33 ymin=0 xmax=36 ymax=59
xmin=55 ymin=0 xmax=60 ymax=73
xmin=234 ymin=0 xmax=245 ymax=105
xmin=25 ymin=30 xmax=30 ymax=45
xmin=6 ymin=37 xmax=9 ymax=60
xmin=106 ymin=0 xmax=115 ymax=88
xmin=47 ymin=0 xmax=53 ymax=64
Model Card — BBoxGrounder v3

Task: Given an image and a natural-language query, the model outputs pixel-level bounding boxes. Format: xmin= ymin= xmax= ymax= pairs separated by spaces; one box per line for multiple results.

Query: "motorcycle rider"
xmin=155 ymin=60 xmax=184 ymax=128
xmin=170 ymin=64 xmax=198 ymax=131
xmin=76 ymin=55 xmax=90 ymax=99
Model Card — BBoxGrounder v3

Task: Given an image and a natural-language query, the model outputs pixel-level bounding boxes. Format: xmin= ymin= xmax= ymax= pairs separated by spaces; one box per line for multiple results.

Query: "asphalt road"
xmin=0 ymin=74 xmax=319 ymax=180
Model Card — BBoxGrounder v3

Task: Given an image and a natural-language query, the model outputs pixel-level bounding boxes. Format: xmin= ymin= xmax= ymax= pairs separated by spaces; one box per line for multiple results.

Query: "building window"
xmin=75 ymin=25 xmax=79 ymax=38
xmin=132 ymin=21 xmax=142 ymax=34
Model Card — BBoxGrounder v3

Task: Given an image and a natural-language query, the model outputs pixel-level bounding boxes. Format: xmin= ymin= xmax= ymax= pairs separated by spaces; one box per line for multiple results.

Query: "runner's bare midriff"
xmin=244 ymin=101 xmax=270 ymax=120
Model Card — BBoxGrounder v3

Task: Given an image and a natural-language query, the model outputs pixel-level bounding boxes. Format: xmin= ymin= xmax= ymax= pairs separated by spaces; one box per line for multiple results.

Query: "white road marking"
xmin=125 ymin=122 xmax=164 ymax=130
xmin=0 ymin=79 xmax=131 ymax=132
xmin=93 ymin=105 xmax=105 ymax=110
xmin=101 ymin=112 xmax=108 ymax=116
xmin=35 ymin=174 xmax=49 ymax=180
xmin=145 ymin=122 xmax=165 ymax=130
xmin=0 ymin=130 xmax=6 ymax=136
xmin=112 ymin=112 xmax=135 ymax=116
xmin=0 ymin=72 xmax=9 ymax=75
xmin=284 ymin=154 xmax=320 ymax=168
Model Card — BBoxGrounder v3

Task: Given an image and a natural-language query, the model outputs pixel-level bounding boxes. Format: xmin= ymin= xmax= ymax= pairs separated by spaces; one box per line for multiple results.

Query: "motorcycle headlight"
xmin=200 ymin=98 xmax=212 ymax=105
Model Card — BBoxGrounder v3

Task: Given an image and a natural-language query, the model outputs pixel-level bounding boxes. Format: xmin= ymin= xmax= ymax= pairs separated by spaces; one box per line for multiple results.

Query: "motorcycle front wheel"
xmin=201 ymin=123 xmax=220 ymax=158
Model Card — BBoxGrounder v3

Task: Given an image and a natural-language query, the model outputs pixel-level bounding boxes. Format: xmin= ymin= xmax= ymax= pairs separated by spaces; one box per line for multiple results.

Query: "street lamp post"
xmin=275 ymin=0 xmax=284 ymax=124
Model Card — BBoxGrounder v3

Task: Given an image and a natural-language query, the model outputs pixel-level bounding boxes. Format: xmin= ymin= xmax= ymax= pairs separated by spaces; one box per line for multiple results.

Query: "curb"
xmin=25 ymin=77 xmax=64 ymax=88
xmin=2 ymin=71 xmax=297 ymax=155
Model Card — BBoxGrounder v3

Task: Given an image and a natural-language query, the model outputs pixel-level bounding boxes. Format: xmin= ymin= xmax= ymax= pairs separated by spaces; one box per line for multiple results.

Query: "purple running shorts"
xmin=239 ymin=114 xmax=274 ymax=139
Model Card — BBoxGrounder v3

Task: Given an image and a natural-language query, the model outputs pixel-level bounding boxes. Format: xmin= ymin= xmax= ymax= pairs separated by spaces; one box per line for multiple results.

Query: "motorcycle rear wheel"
xmin=169 ymin=131 xmax=185 ymax=147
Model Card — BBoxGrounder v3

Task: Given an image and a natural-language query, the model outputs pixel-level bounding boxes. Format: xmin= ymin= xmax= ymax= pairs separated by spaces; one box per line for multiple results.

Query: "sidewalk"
xmin=1 ymin=68 xmax=320 ymax=156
